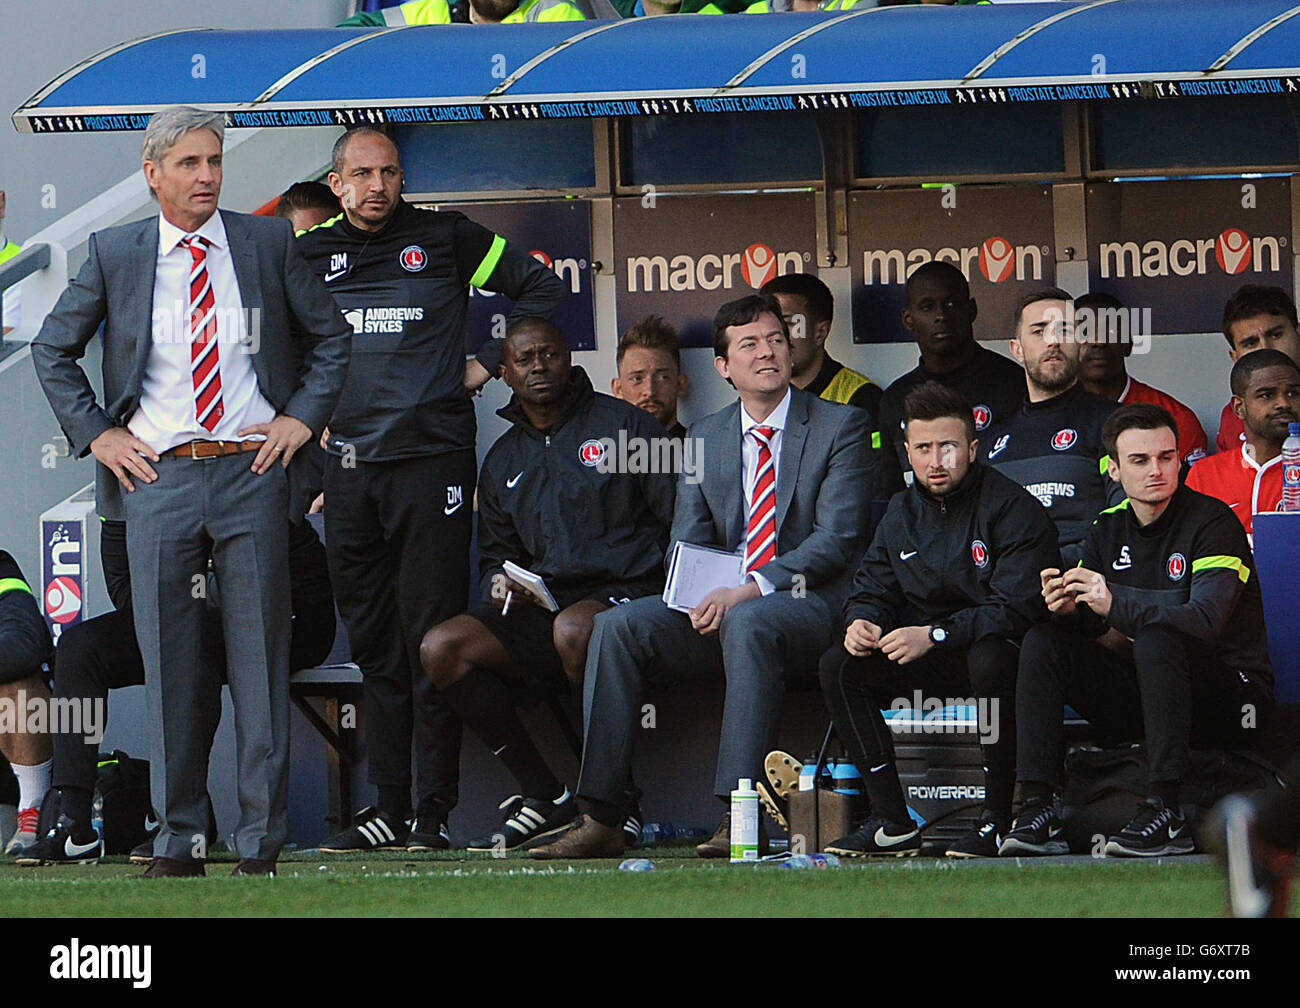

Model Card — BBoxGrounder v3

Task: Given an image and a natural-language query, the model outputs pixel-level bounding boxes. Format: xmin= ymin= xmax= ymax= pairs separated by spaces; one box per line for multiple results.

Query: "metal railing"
xmin=0 ymin=243 xmax=51 ymax=359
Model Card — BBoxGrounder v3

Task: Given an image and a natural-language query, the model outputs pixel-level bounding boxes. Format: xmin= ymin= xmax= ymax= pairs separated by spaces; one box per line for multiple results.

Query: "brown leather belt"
xmin=160 ymin=439 xmax=264 ymax=461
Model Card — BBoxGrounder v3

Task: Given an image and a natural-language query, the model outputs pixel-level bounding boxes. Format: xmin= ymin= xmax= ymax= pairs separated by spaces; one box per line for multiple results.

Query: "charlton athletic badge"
xmin=971 ymin=540 xmax=989 ymax=568
xmin=400 ymin=245 xmax=427 ymax=272
xmin=1051 ymin=428 xmax=1078 ymax=451
xmin=578 ymin=439 xmax=606 ymax=467
xmin=972 ymin=405 xmax=992 ymax=431
xmin=1167 ymin=553 xmax=1186 ymax=581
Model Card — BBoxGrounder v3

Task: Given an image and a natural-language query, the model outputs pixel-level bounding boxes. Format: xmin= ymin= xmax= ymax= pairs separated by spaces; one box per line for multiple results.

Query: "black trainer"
xmin=1105 ymin=798 xmax=1194 ymax=858
xmin=825 ymin=817 xmax=921 ymax=857
xmin=406 ymin=815 xmax=451 ymax=852
xmin=622 ymin=803 xmax=644 ymax=849
xmin=999 ymin=796 xmax=1068 ymax=856
xmin=944 ymin=815 xmax=1004 ymax=859
xmin=13 ymin=814 xmax=103 ymax=867
xmin=466 ymin=789 xmax=576 ymax=852
xmin=320 ymin=806 xmax=409 ymax=852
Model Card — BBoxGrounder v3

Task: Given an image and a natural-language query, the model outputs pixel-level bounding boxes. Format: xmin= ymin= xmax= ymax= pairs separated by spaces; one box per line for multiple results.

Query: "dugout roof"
xmin=13 ymin=0 xmax=1300 ymax=134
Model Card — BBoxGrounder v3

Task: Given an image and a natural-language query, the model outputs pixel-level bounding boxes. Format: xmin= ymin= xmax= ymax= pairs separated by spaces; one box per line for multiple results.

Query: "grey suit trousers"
xmin=123 ymin=452 xmax=291 ymax=862
xmin=578 ymin=590 xmax=834 ymax=806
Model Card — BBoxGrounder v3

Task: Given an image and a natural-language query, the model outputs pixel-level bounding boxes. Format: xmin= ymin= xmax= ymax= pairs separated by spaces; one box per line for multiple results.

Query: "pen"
xmin=502 ymin=590 xmax=513 ymax=616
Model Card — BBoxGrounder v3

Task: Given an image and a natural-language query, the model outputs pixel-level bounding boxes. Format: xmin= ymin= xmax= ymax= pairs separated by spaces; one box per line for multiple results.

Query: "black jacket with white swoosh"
xmin=477 ymin=367 xmax=677 ymax=609
xmin=843 ymin=463 xmax=1059 ymax=649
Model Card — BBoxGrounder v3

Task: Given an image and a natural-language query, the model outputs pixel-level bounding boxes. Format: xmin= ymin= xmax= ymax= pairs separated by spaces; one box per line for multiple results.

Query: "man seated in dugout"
xmin=818 ymin=382 xmax=1059 ymax=859
xmin=610 ymin=315 xmax=690 ymax=445
xmin=419 ymin=318 xmax=676 ymax=853
xmin=1003 ymin=403 xmax=1274 ymax=859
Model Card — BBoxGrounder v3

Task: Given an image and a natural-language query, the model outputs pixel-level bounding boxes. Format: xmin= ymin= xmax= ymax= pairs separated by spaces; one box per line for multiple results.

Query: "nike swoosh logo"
xmin=1048 ymin=825 xmax=1062 ymax=838
xmin=506 ymin=471 xmax=524 ymax=489
xmin=1112 ymin=560 xmax=1130 ymax=570
xmin=492 ymin=744 xmax=507 ymax=756
xmin=64 ymin=836 xmax=101 ymax=858
xmin=873 ymin=827 xmax=913 ymax=847
xmin=869 ymin=763 xmax=888 ymax=773
xmin=1168 ymin=824 xmax=1183 ymax=840
xmin=324 ymin=269 xmax=347 ymax=282
xmin=444 ymin=501 xmax=463 ymax=516
xmin=899 ymin=551 xmax=917 ymax=560
xmin=1227 ymin=502 xmax=1241 ymax=509
xmin=144 ymin=816 xmax=159 ymax=832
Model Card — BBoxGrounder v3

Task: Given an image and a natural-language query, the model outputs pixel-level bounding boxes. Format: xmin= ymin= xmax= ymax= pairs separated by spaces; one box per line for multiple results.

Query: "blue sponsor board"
xmin=432 ymin=200 xmax=595 ymax=354
xmin=40 ymin=519 xmax=85 ymax=643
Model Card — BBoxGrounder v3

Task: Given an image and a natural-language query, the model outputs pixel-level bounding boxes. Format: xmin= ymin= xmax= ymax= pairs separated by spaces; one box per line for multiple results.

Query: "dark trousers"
xmin=323 ymin=450 xmax=475 ymax=817
xmin=50 ymin=588 xmax=335 ymax=799
xmin=818 ymin=638 xmax=1019 ymax=824
xmin=1017 ymin=623 xmax=1273 ymax=794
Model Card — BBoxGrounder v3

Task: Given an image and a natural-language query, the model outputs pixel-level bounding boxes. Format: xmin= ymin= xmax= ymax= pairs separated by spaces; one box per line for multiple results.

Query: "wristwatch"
xmin=929 ymin=625 xmax=948 ymax=645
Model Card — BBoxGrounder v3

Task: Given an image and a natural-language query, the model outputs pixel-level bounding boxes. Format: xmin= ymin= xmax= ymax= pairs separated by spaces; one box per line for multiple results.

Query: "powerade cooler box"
xmin=887 ymin=704 xmax=987 ymax=850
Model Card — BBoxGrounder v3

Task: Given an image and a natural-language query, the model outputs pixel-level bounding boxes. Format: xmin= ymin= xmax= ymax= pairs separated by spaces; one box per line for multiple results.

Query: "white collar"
xmin=158 ymin=210 xmax=227 ymax=256
xmin=1239 ymin=439 xmax=1282 ymax=473
xmin=740 ymin=387 xmax=792 ymax=435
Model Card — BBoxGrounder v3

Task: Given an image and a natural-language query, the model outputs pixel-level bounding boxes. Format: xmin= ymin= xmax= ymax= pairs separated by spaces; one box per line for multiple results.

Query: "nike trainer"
xmin=14 ymin=815 xmax=104 ymax=866
xmin=1105 ymin=798 xmax=1194 ymax=858
xmin=999 ymin=796 xmax=1069 ymax=856
xmin=825 ymin=817 xmax=922 ymax=857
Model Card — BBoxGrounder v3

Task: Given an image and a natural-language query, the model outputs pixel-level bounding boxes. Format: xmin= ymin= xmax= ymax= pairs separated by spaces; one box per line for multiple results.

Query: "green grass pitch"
xmin=1 ymin=849 xmax=1283 ymax=917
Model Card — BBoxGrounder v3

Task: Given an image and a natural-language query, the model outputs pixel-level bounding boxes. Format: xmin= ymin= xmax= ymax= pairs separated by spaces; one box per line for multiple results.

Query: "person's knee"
xmin=818 ymin=643 xmax=850 ymax=693
xmin=552 ymin=610 xmax=593 ymax=663
xmin=1132 ymin=625 xmax=1187 ymax=667
xmin=419 ymin=619 xmax=472 ymax=689
xmin=967 ymin=638 xmax=1018 ymax=697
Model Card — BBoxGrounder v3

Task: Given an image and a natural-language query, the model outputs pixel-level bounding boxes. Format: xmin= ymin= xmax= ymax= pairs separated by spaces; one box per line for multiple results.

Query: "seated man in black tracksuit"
xmin=420 ymin=318 xmax=676 ymax=853
xmin=1002 ymin=403 xmax=1274 ymax=859
xmin=983 ymin=288 xmax=1124 ymax=566
xmin=17 ymin=508 xmax=336 ymax=866
xmin=818 ymin=382 xmax=1059 ymax=858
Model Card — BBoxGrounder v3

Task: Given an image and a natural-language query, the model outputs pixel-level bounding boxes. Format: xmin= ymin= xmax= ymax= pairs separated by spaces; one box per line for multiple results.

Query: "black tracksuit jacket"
xmin=843 ymin=463 xmax=1060 ymax=649
xmin=477 ymin=367 xmax=677 ymax=609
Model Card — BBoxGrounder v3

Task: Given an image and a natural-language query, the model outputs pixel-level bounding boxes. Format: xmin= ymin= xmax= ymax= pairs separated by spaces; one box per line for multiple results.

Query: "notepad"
xmin=662 ymin=542 xmax=747 ymax=613
xmin=502 ymin=561 xmax=560 ymax=613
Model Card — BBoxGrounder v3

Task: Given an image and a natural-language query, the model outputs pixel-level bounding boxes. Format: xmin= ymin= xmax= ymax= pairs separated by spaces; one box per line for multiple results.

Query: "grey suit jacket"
xmin=670 ymin=385 xmax=872 ymax=613
xmin=31 ymin=210 xmax=352 ymax=521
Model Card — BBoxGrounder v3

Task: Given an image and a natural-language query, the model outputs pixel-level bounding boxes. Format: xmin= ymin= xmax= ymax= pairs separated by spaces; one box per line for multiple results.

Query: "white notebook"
xmin=502 ymin=561 xmax=560 ymax=613
xmin=662 ymin=542 xmax=747 ymax=613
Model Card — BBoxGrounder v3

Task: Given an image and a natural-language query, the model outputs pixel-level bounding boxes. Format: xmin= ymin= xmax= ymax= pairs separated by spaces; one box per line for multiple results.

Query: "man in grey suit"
xmin=31 ymin=106 xmax=351 ymax=877
xmin=532 ymin=292 xmax=874 ymax=859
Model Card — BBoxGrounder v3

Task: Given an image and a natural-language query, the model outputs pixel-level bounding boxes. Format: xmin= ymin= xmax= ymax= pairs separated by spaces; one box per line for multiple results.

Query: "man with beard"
xmin=982 ymin=289 xmax=1124 ymax=565
xmin=1187 ymin=349 xmax=1300 ymax=545
xmin=878 ymin=262 xmax=1025 ymax=482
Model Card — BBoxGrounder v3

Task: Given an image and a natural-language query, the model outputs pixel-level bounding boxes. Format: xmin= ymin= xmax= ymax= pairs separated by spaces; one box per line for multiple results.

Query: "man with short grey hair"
xmin=31 ymin=105 xmax=351 ymax=877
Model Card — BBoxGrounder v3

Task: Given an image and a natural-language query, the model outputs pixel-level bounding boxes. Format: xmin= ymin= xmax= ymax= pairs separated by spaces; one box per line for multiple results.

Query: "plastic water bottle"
xmin=798 ymin=758 xmax=817 ymax=792
xmin=1282 ymin=422 xmax=1300 ymax=512
xmin=832 ymin=761 xmax=863 ymax=796
xmin=619 ymin=858 xmax=655 ymax=872
xmin=639 ymin=822 xmax=675 ymax=846
xmin=91 ymin=789 xmax=104 ymax=841
xmin=778 ymin=852 xmax=841 ymax=870
xmin=729 ymin=778 xmax=759 ymax=863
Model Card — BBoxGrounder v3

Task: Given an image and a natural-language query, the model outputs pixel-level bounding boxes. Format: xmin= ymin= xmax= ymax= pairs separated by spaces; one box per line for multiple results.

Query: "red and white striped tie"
xmin=184 ymin=235 xmax=224 ymax=432
xmin=744 ymin=424 xmax=778 ymax=573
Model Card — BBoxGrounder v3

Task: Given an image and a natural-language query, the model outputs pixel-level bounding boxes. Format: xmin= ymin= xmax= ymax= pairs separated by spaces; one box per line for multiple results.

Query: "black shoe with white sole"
xmin=406 ymin=815 xmax=451 ymax=852
xmin=320 ymin=806 xmax=409 ymax=852
xmin=13 ymin=815 xmax=103 ymax=866
xmin=945 ymin=815 xmax=1004 ymax=859
xmin=466 ymin=789 xmax=576 ymax=852
xmin=825 ymin=817 xmax=921 ymax=857
xmin=1105 ymin=798 xmax=1194 ymax=858
xmin=999 ymin=796 xmax=1068 ymax=856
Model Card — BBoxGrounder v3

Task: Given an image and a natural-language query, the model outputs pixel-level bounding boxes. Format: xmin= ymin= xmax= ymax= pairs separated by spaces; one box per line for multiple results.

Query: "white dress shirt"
xmin=739 ymin=387 xmax=792 ymax=596
xmin=130 ymin=212 xmax=274 ymax=453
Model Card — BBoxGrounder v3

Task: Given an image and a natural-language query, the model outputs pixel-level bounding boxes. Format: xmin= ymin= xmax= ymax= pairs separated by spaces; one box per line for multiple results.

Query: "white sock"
xmin=13 ymin=758 xmax=51 ymax=813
